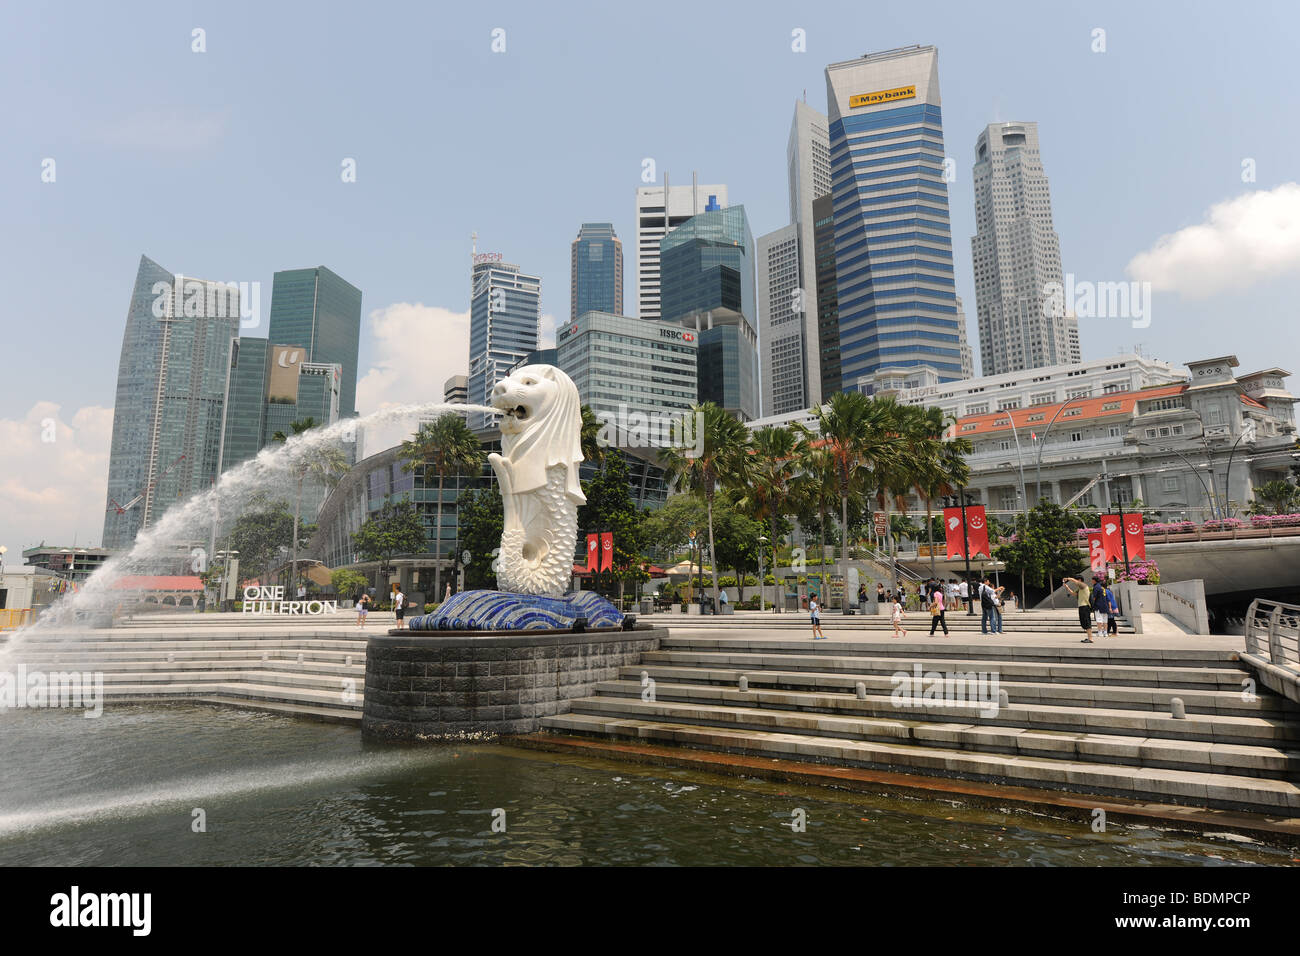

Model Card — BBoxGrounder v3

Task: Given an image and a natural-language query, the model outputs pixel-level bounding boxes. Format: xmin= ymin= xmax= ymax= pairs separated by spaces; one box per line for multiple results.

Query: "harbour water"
xmin=0 ymin=704 xmax=1292 ymax=866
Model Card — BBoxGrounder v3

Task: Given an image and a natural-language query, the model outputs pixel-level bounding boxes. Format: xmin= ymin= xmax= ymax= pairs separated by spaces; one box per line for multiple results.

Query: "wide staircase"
xmin=0 ymin=615 xmax=370 ymax=722
xmin=539 ymin=628 xmax=1300 ymax=816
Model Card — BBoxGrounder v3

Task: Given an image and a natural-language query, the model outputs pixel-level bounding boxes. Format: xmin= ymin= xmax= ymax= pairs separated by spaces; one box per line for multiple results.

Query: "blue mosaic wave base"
xmin=407 ymin=590 xmax=624 ymax=632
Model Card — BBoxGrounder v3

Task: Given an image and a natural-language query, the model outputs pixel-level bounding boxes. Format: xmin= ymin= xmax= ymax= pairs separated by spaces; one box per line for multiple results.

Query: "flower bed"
xmin=1251 ymin=513 xmax=1300 ymax=528
xmin=1115 ymin=559 xmax=1160 ymax=584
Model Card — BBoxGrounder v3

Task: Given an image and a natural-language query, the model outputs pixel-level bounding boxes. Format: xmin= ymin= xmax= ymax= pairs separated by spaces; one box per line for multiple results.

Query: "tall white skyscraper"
xmin=634 ymin=179 xmax=727 ymax=320
xmin=756 ymin=224 xmax=801 ymax=416
xmin=970 ymin=121 xmax=1080 ymax=376
xmin=786 ymin=101 xmax=832 ymax=407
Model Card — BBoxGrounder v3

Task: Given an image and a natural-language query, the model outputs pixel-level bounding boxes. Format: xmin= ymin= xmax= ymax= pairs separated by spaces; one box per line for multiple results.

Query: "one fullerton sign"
xmin=242 ymin=586 xmax=338 ymax=615
xmin=850 ymin=85 xmax=916 ymax=108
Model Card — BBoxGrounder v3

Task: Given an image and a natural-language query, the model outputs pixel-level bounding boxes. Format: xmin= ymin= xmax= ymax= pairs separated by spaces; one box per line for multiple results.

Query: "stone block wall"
xmin=362 ymin=627 xmax=664 ymax=739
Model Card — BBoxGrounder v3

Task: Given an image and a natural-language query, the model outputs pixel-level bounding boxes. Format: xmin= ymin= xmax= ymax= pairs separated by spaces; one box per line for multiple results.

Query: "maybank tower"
xmin=824 ymin=46 xmax=967 ymax=395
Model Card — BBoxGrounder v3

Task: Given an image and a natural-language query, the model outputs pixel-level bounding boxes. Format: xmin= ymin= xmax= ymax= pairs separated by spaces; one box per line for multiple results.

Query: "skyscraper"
xmin=570 ymin=223 xmax=623 ymax=320
xmin=466 ymin=257 xmax=541 ymax=430
xmin=812 ymin=193 xmax=842 ymax=398
xmin=103 ymin=256 xmax=240 ymax=550
xmin=970 ymin=121 xmax=1080 ymax=375
xmin=787 ymin=101 xmax=833 ymax=406
xmin=756 ymin=224 xmax=803 ymax=416
xmin=634 ymin=179 xmax=727 ymax=320
xmin=265 ymin=266 xmax=363 ymax=419
xmin=660 ymin=205 xmax=760 ymax=421
xmin=824 ymin=46 xmax=963 ymax=392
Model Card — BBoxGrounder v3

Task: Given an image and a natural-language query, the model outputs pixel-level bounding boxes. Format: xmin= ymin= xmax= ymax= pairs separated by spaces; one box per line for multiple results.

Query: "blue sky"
xmin=2 ymin=0 xmax=1299 ymax=547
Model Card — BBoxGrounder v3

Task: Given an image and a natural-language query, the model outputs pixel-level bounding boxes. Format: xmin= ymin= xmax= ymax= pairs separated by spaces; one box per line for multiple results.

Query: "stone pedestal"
xmin=362 ymin=626 xmax=665 ymax=740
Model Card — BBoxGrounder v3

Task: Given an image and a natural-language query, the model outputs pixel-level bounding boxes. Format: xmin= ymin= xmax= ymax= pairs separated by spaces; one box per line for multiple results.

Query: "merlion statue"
xmin=488 ymin=365 xmax=586 ymax=596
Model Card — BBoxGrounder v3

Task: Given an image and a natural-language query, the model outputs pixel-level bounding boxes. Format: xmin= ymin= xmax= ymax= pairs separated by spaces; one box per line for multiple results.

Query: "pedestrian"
xmin=992 ymin=584 xmax=1006 ymax=633
xmin=297 ymin=583 xmax=307 ymax=602
xmin=1090 ymin=577 xmax=1109 ymax=642
xmin=876 ymin=582 xmax=886 ymax=608
xmin=928 ymin=580 xmax=949 ymax=636
xmin=978 ymin=577 xmax=999 ymax=634
xmin=444 ymin=582 xmax=452 ymax=603
xmin=1106 ymin=583 xmax=1120 ymax=635
xmin=394 ymin=587 xmax=406 ymax=630
xmin=857 ymin=583 xmax=868 ymax=610
xmin=1064 ymin=576 xmax=1094 ymax=642
xmin=719 ymin=588 xmax=729 ymax=610
xmin=355 ymin=591 xmax=371 ymax=627
xmin=891 ymin=593 xmax=907 ymax=638
xmin=809 ymin=592 xmax=825 ymax=640
xmin=959 ymin=577 xmax=970 ymax=612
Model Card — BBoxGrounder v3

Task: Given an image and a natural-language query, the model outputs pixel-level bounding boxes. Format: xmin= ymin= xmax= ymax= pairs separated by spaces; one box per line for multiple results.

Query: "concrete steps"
xmin=540 ymin=634 xmax=1300 ymax=815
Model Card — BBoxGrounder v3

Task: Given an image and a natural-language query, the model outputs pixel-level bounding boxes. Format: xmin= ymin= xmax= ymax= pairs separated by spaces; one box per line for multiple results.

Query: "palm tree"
xmin=790 ymin=440 xmax=841 ymax=607
xmin=272 ymin=418 xmax=348 ymax=594
xmin=907 ymin=407 xmax=972 ymax=576
xmin=738 ymin=425 xmax=799 ymax=607
xmin=401 ymin=413 xmax=486 ymax=601
xmin=580 ymin=404 xmax=605 ymax=466
xmin=660 ymin=403 xmax=751 ymax=610
xmin=1254 ymin=479 xmax=1299 ymax=516
xmin=813 ymin=392 xmax=902 ymax=612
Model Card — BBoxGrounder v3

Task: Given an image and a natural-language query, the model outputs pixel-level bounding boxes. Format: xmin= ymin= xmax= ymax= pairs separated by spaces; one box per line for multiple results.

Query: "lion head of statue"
xmin=490 ymin=364 xmax=585 ymax=501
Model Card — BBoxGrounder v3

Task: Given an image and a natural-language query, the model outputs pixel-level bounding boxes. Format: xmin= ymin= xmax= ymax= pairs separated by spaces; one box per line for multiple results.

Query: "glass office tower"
xmin=659 ymin=205 xmax=760 ymax=421
xmin=824 ymin=45 xmax=962 ymax=392
xmin=570 ymin=223 xmax=623 ymax=320
xmin=466 ymin=259 xmax=541 ymax=430
xmin=103 ymin=255 xmax=240 ymax=549
xmin=265 ymin=266 xmax=362 ymax=419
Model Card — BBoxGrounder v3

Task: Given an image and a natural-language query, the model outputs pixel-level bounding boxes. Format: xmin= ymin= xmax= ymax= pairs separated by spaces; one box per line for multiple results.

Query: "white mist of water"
xmin=1 ymin=402 xmax=500 ymax=650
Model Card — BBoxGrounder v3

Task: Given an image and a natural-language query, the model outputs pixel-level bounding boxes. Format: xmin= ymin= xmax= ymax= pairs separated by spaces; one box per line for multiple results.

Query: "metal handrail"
xmin=1243 ymin=598 xmax=1300 ymax=671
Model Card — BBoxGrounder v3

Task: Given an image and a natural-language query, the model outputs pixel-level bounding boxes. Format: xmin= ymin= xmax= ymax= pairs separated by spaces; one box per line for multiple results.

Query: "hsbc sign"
xmin=659 ymin=328 xmax=696 ymax=343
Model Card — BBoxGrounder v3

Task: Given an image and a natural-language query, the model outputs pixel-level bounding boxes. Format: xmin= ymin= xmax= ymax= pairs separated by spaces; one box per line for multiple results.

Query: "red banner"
xmin=1122 ymin=513 xmax=1146 ymax=560
xmin=600 ymin=532 xmax=614 ymax=572
xmin=965 ymin=505 xmax=990 ymax=559
xmin=1099 ymin=515 xmax=1124 ymax=562
xmin=1087 ymin=533 xmax=1106 ymax=573
xmin=943 ymin=505 xmax=990 ymax=559
xmin=585 ymin=533 xmax=598 ymax=573
xmin=942 ymin=507 xmax=965 ymax=559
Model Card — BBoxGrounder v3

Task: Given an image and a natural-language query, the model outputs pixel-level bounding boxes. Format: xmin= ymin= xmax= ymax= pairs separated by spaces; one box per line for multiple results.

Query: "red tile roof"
xmin=953 ymin=384 xmax=1188 ymax=437
xmin=110 ymin=575 xmax=204 ymax=591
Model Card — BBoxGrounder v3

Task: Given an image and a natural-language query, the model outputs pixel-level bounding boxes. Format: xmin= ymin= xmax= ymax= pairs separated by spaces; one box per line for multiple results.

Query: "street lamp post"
xmin=757 ymin=536 xmax=768 ymax=613
xmin=1222 ymin=424 xmax=1257 ymax=518
xmin=943 ymin=490 xmax=977 ymax=615
xmin=1034 ymin=395 xmax=1093 ymax=505
xmin=1133 ymin=438 xmax=1218 ymax=523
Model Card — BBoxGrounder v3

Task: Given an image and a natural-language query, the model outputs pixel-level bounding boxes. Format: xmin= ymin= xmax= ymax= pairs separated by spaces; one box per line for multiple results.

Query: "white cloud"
xmin=1127 ymin=182 xmax=1300 ymax=298
xmin=0 ymin=403 xmax=114 ymax=550
xmin=354 ymin=302 xmax=471 ymax=455
xmin=539 ymin=312 xmax=558 ymax=349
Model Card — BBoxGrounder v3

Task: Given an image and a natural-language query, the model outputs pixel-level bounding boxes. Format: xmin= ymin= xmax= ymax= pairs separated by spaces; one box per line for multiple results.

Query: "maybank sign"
xmin=850 ymin=85 xmax=916 ymax=108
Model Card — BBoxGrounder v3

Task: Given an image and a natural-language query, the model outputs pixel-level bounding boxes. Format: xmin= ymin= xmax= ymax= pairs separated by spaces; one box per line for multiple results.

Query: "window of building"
xmin=1062 ymin=408 xmax=1082 ymax=417
xmin=1207 ymin=403 xmax=1222 ymax=425
xmin=1108 ymin=426 xmax=1122 ymax=438
xmin=1070 ymin=431 xmax=1083 ymax=442
xmin=966 ymin=403 xmax=988 ymax=416
xmin=1145 ymin=427 xmax=1156 ymax=438
xmin=1162 ymin=476 xmax=1180 ymax=493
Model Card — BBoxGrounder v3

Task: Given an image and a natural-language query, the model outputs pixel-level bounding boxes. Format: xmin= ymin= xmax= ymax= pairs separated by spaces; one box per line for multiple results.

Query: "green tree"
xmin=351 ymin=497 xmax=427 ymax=587
xmin=738 ymin=424 xmax=800 ymax=600
xmin=810 ymin=392 xmax=902 ymax=610
xmin=455 ymin=486 xmax=504 ymax=590
xmin=1254 ymin=479 xmax=1299 ymax=515
xmin=791 ymin=443 xmax=841 ymax=605
xmin=712 ymin=493 xmax=763 ymax=602
xmin=227 ymin=501 xmax=300 ymax=586
xmin=401 ymin=413 xmax=486 ymax=602
xmin=993 ymin=500 xmax=1086 ymax=606
xmin=577 ymin=450 xmax=649 ymax=606
xmin=580 ymin=404 xmax=605 ymax=466
xmin=330 ymin=568 xmax=369 ymax=599
xmin=660 ymin=402 xmax=751 ymax=609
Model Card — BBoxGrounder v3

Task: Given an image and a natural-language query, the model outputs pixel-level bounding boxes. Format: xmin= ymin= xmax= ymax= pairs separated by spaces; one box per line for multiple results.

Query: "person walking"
xmin=393 ymin=587 xmax=406 ymax=630
xmin=1090 ymin=577 xmax=1109 ymax=642
xmin=1064 ymin=576 xmax=1094 ymax=642
xmin=809 ymin=592 xmax=825 ymax=640
xmin=891 ymin=593 xmax=907 ymax=638
xmin=1106 ymin=583 xmax=1120 ymax=635
xmin=928 ymin=581 xmax=949 ymax=636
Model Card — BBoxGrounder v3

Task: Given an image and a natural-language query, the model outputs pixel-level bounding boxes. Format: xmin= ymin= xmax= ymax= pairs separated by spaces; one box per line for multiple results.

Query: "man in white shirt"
xmin=958 ymin=579 xmax=969 ymax=612
xmin=394 ymin=588 xmax=406 ymax=629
